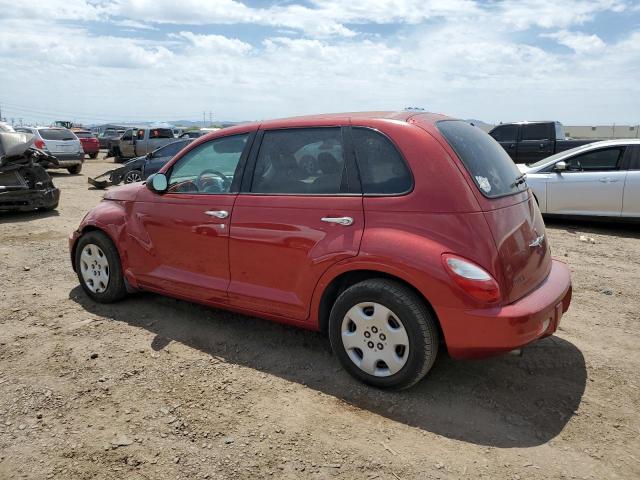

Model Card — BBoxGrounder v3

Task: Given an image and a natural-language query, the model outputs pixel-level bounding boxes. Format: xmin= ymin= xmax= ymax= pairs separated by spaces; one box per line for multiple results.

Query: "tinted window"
xmin=567 ymin=147 xmax=623 ymax=172
xmin=38 ymin=128 xmax=75 ymax=141
xmin=155 ymin=140 xmax=189 ymax=157
xmin=490 ymin=125 xmax=518 ymax=142
xmin=149 ymin=128 xmax=174 ymax=139
xmin=352 ymin=127 xmax=412 ymax=194
xmin=521 ymin=123 xmax=550 ymax=141
xmin=437 ymin=120 xmax=525 ymax=198
xmin=168 ymin=134 xmax=248 ymax=194
xmin=74 ymin=131 xmax=93 ymax=138
xmin=251 ymin=128 xmax=345 ymax=194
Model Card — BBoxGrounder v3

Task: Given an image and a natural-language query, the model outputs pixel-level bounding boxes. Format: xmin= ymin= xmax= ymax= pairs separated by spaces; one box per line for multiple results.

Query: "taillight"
xmin=34 ymin=139 xmax=46 ymax=150
xmin=442 ymin=254 xmax=501 ymax=304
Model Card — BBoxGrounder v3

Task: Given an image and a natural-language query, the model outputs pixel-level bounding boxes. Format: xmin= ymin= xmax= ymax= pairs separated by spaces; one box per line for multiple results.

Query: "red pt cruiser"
xmin=69 ymin=112 xmax=572 ymax=389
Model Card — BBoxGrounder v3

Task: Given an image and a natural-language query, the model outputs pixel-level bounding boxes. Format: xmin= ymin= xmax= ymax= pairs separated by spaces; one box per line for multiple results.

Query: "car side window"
xmin=490 ymin=125 xmax=518 ymax=142
xmin=251 ymin=128 xmax=345 ymax=194
xmin=522 ymin=124 xmax=550 ymax=141
xmin=156 ymin=140 xmax=188 ymax=157
xmin=167 ymin=134 xmax=249 ymax=194
xmin=121 ymin=130 xmax=133 ymax=141
xmin=629 ymin=146 xmax=640 ymax=170
xmin=566 ymin=147 xmax=624 ymax=172
xmin=352 ymin=127 xmax=412 ymax=194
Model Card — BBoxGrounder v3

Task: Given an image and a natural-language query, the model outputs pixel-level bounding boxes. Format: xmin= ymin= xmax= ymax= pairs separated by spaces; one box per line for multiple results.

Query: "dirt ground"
xmin=0 ymin=155 xmax=639 ymax=480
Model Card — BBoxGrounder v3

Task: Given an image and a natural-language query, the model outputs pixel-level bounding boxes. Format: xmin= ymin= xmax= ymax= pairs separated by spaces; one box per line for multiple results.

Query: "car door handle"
xmin=321 ymin=216 xmax=354 ymax=226
xmin=204 ymin=210 xmax=229 ymax=219
xmin=599 ymin=177 xmax=618 ymax=183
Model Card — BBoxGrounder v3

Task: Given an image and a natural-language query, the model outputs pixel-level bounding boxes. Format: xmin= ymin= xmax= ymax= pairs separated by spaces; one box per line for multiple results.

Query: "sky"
xmin=0 ymin=0 xmax=639 ymax=126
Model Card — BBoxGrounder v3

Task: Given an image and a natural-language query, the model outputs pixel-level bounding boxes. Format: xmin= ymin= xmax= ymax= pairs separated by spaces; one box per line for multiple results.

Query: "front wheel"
xmin=329 ymin=279 xmax=439 ymax=390
xmin=67 ymin=164 xmax=82 ymax=174
xmin=89 ymin=152 xmax=98 ymax=159
xmin=75 ymin=231 xmax=128 ymax=303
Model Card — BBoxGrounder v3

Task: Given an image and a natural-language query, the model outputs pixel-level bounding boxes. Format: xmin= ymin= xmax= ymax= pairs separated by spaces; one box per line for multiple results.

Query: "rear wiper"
xmin=511 ymin=173 xmax=527 ymax=188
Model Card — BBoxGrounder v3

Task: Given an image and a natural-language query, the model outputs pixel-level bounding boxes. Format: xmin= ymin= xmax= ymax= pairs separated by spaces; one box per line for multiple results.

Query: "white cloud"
xmin=543 ymin=30 xmax=607 ymax=53
xmin=495 ymin=0 xmax=628 ymax=30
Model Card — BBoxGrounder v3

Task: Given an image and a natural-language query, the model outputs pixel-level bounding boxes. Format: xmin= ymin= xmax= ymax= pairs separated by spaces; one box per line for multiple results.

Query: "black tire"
xmin=124 ymin=169 xmax=142 ymax=183
xmin=328 ymin=279 xmax=439 ymax=390
xmin=41 ymin=202 xmax=58 ymax=212
xmin=67 ymin=164 xmax=82 ymax=175
xmin=89 ymin=152 xmax=98 ymax=159
xmin=75 ymin=231 xmax=128 ymax=303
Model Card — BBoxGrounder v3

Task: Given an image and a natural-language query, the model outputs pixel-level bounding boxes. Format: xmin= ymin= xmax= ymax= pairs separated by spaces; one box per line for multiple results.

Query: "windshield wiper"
xmin=511 ymin=173 xmax=527 ymax=188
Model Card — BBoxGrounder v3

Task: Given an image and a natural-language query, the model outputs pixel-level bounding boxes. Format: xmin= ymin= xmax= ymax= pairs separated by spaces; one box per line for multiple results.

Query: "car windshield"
xmin=38 ymin=128 xmax=76 ymax=141
xmin=437 ymin=120 xmax=526 ymax=198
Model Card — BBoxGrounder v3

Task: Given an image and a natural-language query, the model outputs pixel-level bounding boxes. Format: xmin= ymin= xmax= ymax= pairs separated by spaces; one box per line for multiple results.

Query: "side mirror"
xmin=554 ymin=161 xmax=567 ymax=172
xmin=145 ymin=152 xmax=152 ymax=159
xmin=146 ymin=173 xmax=168 ymax=193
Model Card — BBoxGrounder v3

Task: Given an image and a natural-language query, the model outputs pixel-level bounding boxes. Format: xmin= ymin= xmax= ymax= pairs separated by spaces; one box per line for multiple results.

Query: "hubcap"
xmin=80 ymin=244 xmax=110 ymax=293
xmin=341 ymin=302 xmax=410 ymax=377
xmin=125 ymin=171 xmax=142 ymax=183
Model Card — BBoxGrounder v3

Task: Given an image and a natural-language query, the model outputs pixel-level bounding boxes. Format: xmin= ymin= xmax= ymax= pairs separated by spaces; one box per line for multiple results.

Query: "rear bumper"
xmin=440 ymin=259 xmax=572 ymax=359
xmin=47 ymin=153 xmax=84 ymax=168
xmin=81 ymin=144 xmax=99 ymax=154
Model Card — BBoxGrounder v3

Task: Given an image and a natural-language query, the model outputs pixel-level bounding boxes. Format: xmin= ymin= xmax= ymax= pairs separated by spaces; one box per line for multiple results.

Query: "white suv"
xmin=15 ymin=127 xmax=84 ymax=174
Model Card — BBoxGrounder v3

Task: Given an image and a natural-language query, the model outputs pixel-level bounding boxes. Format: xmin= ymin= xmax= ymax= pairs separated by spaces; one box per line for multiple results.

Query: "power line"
xmin=0 ymin=100 xmax=200 ymax=123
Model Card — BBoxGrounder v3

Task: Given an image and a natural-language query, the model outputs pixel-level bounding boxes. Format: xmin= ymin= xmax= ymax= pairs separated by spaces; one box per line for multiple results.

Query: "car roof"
xmin=526 ymin=139 xmax=640 ymax=171
xmin=223 ymin=111 xmax=453 ymax=132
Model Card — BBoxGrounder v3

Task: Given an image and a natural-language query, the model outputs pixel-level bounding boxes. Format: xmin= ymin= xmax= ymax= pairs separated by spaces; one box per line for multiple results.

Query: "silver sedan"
xmin=519 ymin=139 xmax=640 ymax=219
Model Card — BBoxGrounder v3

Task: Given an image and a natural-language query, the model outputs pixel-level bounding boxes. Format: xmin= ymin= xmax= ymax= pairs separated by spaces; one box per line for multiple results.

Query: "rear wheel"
xmin=89 ymin=152 xmax=98 ymax=159
xmin=75 ymin=231 xmax=127 ymax=303
xmin=67 ymin=164 xmax=82 ymax=174
xmin=329 ymin=279 xmax=439 ymax=389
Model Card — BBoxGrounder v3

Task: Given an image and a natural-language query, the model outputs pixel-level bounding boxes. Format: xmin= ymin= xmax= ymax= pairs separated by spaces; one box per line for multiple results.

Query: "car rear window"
xmin=74 ymin=131 xmax=93 ymax=138
xmin=38 ymin=128 xmax=76 ymax=141
xmin=149 ymin=128 xmax=174 ymax=139
xmin=437 ymin=120 xmax=526 ymax=198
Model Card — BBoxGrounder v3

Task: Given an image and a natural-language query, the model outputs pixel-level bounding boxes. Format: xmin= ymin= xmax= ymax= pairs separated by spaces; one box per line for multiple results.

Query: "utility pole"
xmin=203 ymin=111 xmax=206 ymax=127
xmin=19 ymin=118 xmax=23 ymax=127
xmin=209 ymin=111 xmax=212 ymax=126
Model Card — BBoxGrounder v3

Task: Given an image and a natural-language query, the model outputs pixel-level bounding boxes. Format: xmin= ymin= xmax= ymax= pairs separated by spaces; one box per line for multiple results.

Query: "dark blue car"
xmin=88 ymin=139 xmax=193 ymax=188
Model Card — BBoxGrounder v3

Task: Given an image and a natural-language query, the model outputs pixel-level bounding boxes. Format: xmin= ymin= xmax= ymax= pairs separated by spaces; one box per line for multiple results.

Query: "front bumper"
xmin=0 ymin=187 xmax=60 ymax=212
xmin=440 ymin=259 xmax=572 ymax=359
xmin=69 ymin=230 xmax=81 ymax=270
